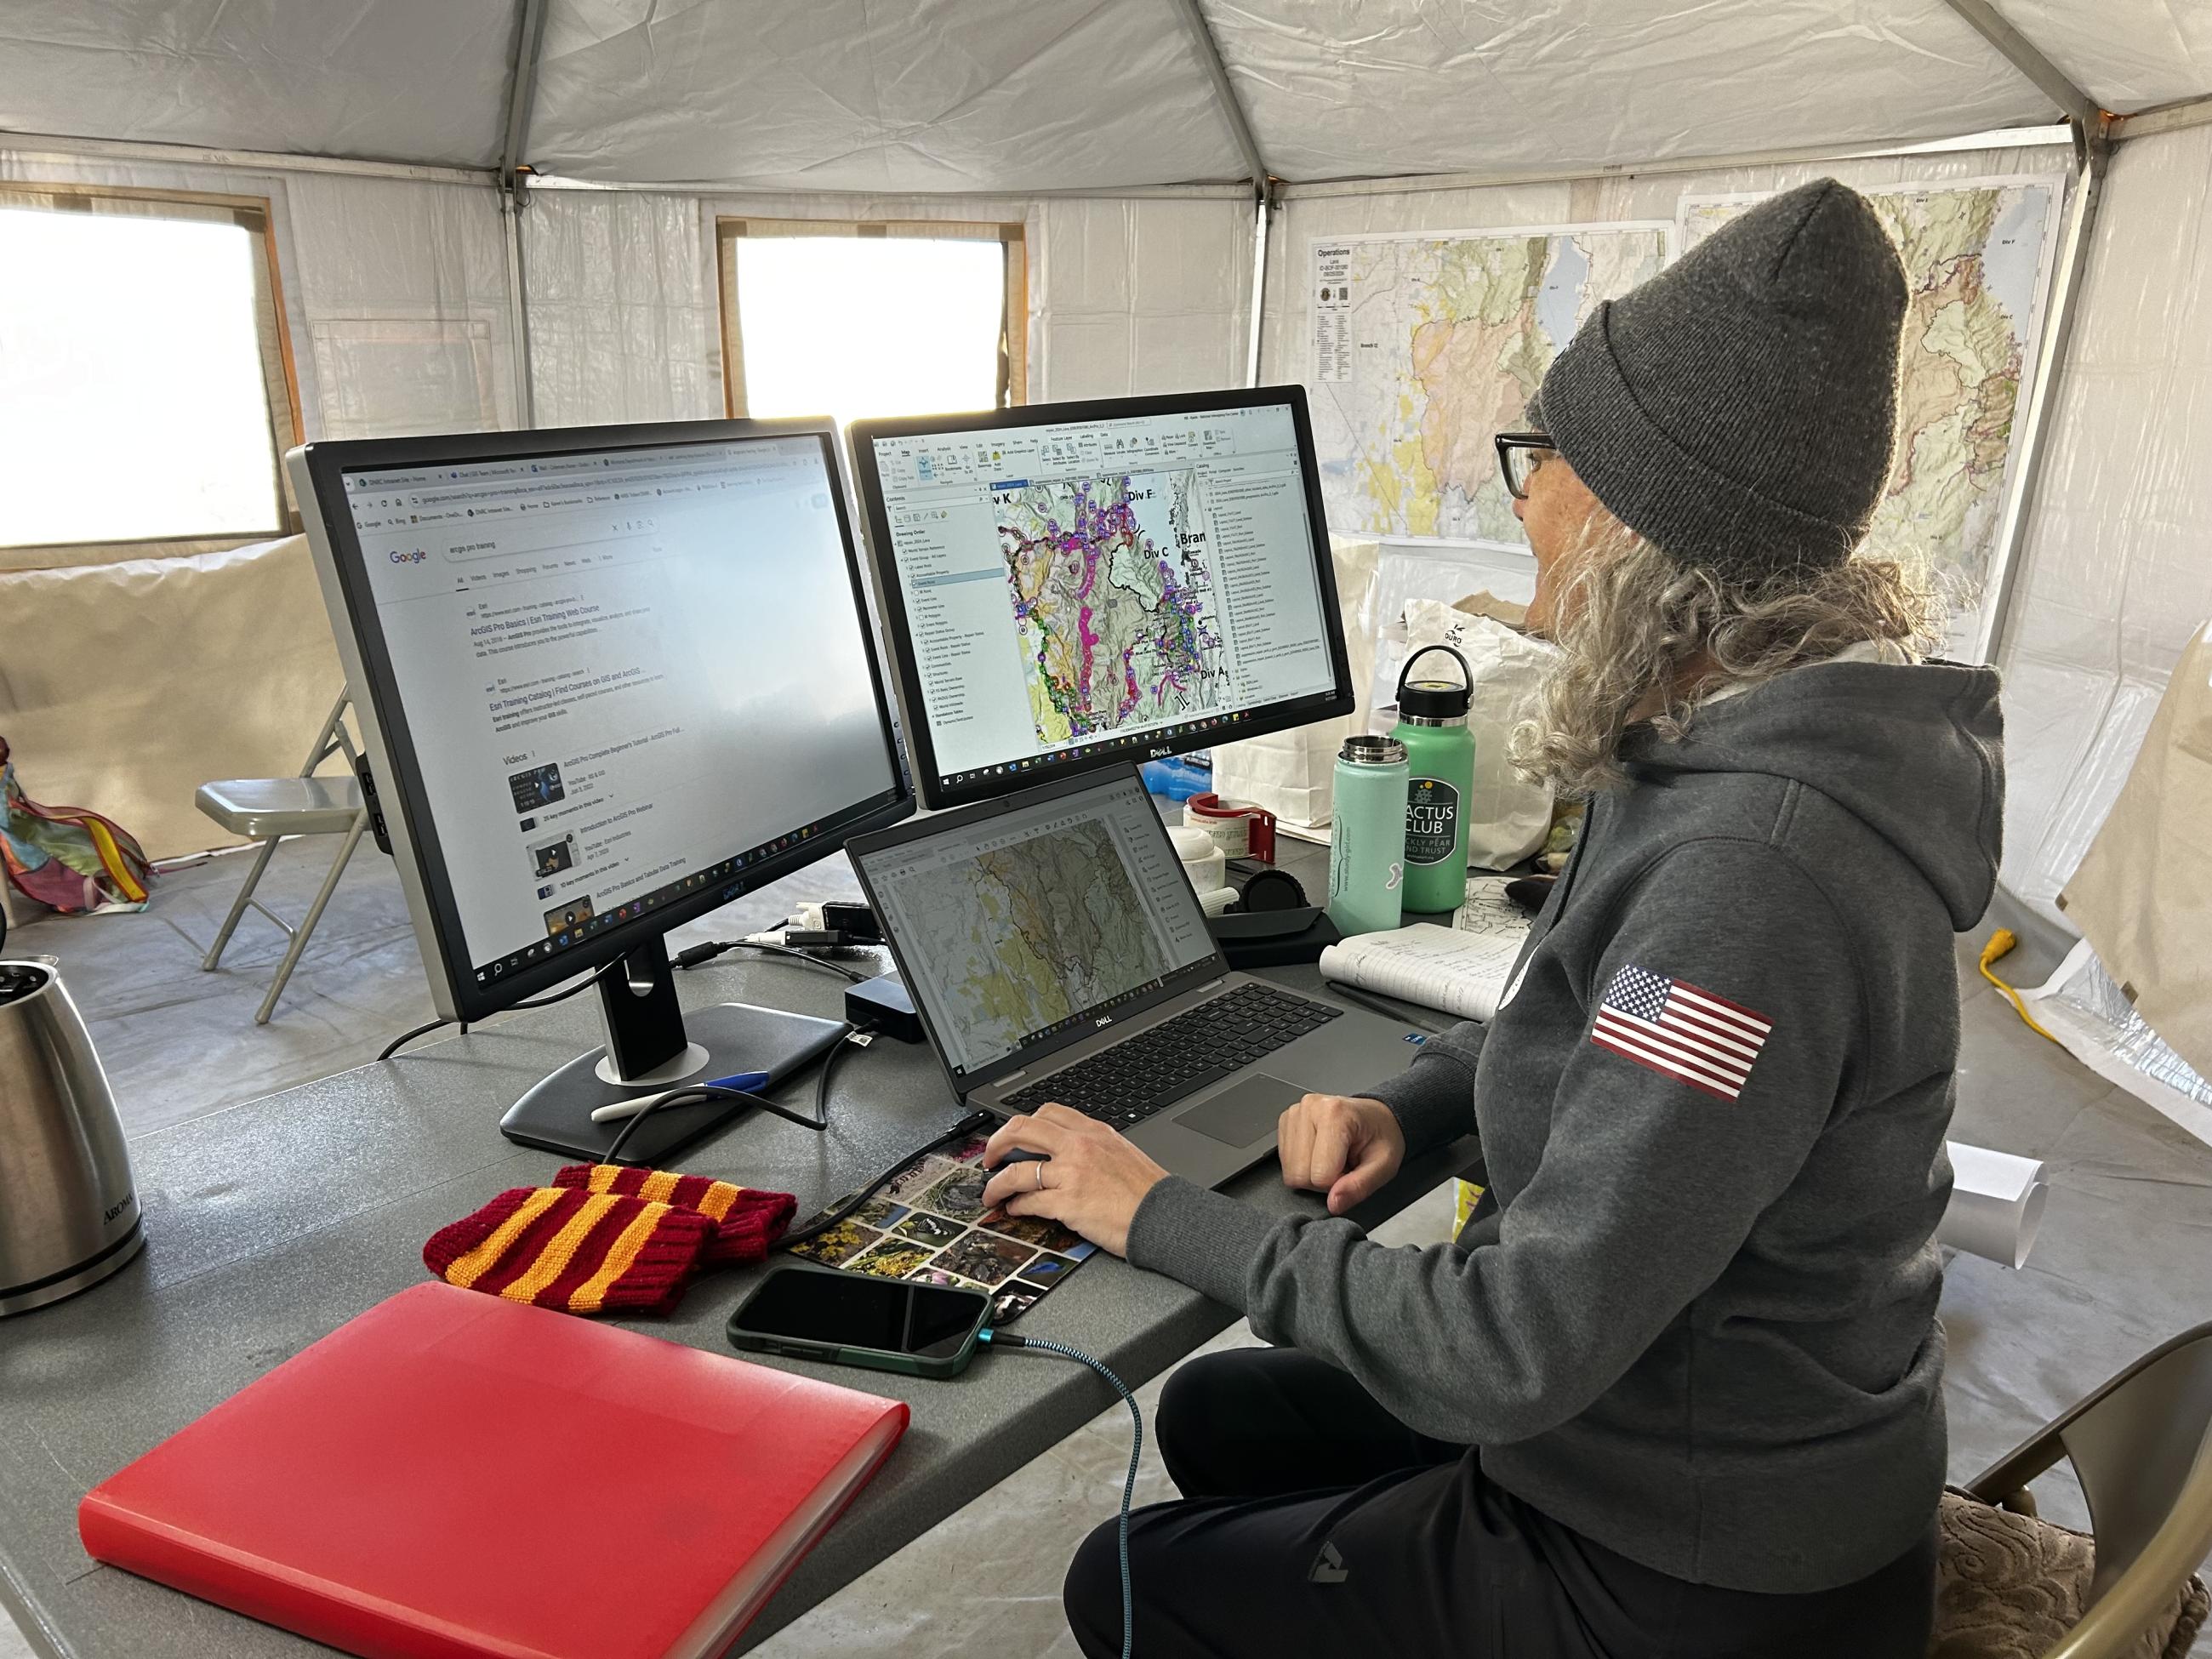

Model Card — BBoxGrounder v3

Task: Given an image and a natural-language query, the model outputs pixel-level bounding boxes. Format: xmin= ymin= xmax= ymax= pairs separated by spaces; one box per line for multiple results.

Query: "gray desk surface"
xmin=0 ymin=948 xmax=1470 ymax=1659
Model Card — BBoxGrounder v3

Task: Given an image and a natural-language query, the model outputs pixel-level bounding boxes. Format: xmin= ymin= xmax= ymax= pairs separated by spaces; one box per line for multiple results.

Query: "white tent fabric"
xmin=530 ymin=0 xmax=1246 ymax=192
xmin=6 ymin=2 xmax=2211 ymax=193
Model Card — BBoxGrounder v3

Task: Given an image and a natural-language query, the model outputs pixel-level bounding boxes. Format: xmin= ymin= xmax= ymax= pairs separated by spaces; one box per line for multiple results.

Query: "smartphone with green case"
xmin=728 ymin=1263 xmax=989 ymax=1379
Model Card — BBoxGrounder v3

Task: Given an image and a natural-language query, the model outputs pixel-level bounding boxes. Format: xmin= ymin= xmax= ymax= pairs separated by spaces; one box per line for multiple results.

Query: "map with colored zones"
xmin=1309 ymin=222 xmax=1672 ymax=546
xmin=996 ymin=468 xmax=1226 ymax=746
xmin=1680 ymin=178 xmax=2062 ymax=636
xmin=892 ymin=818 xmax=1172 ymax=1071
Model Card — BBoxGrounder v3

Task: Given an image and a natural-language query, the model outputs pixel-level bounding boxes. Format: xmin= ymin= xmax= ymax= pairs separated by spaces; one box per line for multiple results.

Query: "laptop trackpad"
xmin=1177 ymin=1075 xmax=1303 ymax=1149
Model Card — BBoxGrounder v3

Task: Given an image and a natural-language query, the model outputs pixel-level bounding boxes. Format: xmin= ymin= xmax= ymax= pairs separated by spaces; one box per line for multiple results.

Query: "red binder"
xmin=78 ymin=1282 xmax=908 ymax=1659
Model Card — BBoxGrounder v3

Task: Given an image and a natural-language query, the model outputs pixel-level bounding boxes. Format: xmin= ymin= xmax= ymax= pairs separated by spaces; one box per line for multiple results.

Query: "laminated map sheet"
xmin=1309 ymin=220 xmax=1673 ymax=550
xmin=1678 ymin=176 xmax=2067 ymax=661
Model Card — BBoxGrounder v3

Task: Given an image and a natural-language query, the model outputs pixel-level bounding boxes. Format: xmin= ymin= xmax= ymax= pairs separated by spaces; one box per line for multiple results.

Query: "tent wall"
xmin=1257 ymin=136 xmax=2205 ymax=925
xmin=0 ymin=149 xmax=518 ymax=862
xmin=1996 ymin=123 xmax=2212 ymax=921
xmin=517 ymin=188 xmax=1256 ymax=422
xmin=0 ymin=160 xmax=1254 ymax=860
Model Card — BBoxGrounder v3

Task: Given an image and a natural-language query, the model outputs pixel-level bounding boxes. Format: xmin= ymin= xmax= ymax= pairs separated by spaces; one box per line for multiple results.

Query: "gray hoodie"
xmin=1126 ymin=657 xmax=2004 ymax=1593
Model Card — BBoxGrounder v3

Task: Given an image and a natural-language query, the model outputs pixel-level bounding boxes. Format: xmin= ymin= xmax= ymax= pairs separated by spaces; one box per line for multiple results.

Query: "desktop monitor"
xmin=288 ymin=418 xmax=913 ymax=1159
xmin=848 ymin=386 xmax=1354 ymax=809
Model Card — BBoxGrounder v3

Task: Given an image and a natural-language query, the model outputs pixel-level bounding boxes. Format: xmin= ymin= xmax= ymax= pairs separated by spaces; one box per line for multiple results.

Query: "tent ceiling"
xmin=1205 ymin=0 xmax=2059 ymax=183
xmin=527 ymin=0 xmax=1246 ymax=192
xmin=0 ymin=0 xmax=515 ymax=168
xmin=0 ymin=1 xmax=2205 ymax=189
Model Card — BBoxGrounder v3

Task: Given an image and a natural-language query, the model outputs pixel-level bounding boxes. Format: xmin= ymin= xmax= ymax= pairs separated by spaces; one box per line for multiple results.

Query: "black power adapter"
xmin=845 ymin=972 xmax=924 ymax=1043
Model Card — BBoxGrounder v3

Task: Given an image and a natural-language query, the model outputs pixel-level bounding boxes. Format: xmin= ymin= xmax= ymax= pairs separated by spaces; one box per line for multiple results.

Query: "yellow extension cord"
xmin=1980 ymin=928 xmax=2060 ymax=1045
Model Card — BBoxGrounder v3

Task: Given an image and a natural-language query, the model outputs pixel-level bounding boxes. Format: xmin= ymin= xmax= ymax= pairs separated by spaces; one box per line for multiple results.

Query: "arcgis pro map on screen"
xmin=998 ymin=467 xmax=1226 ymax=747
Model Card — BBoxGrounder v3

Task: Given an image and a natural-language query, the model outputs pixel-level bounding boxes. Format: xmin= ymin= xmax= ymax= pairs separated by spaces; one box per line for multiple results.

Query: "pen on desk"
xmin=587 ymin=1071 xmax=771 ymax=1122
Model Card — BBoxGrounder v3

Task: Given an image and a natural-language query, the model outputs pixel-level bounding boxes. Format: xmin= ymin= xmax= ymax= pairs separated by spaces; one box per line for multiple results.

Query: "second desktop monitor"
xmin=849 ymin=385 xmax=1354 ymax=809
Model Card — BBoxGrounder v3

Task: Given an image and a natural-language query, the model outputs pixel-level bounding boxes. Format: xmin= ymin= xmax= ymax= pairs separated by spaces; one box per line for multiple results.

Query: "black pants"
xmin=1063 ymin=1346 xmax=1936 ymax=1658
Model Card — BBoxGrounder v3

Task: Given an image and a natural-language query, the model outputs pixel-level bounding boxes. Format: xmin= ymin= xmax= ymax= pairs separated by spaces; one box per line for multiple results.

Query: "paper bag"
xmin=1394 ymin=598 xmax=1558 ymax=870
xmin=1211 ymin=535 xmax=1379 ymax=831
xmin=2060 ymin=618 xmax=2212 ymax=1080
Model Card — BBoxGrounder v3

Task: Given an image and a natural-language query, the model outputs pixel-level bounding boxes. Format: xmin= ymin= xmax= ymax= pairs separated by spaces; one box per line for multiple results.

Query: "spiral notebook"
xmin=1320 ymin=920 xmax=1529 ymax=1022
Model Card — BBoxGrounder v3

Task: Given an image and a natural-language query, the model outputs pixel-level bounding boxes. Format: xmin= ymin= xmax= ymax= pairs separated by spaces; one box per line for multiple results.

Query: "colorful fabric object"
xmin=0 ymin=736 xmax=152 ymax=915
xmin=422 ymin=1166 xmax=797 ymax=1317
xmin=551 ymin=1164 xmax=795 ymax=1265
xmin=423 ymin=1187 xmax=717 ymax=1316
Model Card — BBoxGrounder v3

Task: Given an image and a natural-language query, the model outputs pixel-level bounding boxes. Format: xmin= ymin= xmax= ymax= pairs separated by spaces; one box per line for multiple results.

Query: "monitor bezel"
xmin=847 ymin=385 xmax=1355 ymax=811
xmin=291 ymin=416 xmax=914 ymax=1025
xmin=846 ymin=763 xmax=1231 ymax=1099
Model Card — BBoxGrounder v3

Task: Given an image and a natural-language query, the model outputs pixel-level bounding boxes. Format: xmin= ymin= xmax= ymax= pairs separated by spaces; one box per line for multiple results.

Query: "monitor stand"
xmin=499 ymin=936 xmax=847 ymax=1165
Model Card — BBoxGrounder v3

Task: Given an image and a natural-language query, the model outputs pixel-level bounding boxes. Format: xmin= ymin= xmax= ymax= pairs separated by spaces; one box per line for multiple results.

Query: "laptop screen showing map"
xmin=855 ymin=771 xmax=1219 ymax=1087
xmin=851 ymin=388 xmax=1351 ymax=809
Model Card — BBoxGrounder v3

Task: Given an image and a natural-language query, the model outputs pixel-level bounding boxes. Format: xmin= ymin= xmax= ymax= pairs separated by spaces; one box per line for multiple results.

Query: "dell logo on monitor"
xmin=1147 ymin=745 xmax=1171 ymax=758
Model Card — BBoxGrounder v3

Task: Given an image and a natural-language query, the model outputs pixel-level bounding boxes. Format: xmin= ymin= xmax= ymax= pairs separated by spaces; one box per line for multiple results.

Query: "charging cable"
xmin=978 ymin=1330 xmax=1141 ymax=1659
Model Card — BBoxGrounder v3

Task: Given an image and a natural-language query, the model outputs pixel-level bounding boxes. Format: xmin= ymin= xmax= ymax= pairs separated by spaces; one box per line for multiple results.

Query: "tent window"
xmin=716 ymin=219 xmax=1026 ymax=426
xmin=0 ymin=187 xmax=300 ymax=556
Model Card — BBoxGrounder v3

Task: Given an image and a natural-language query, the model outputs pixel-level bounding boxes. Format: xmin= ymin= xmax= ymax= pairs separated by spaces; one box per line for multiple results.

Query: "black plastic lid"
xmin=0 ymin=961 xmax=52 ymax=1006
xmin=1397 ymin=643 xmax=1472 ymax=718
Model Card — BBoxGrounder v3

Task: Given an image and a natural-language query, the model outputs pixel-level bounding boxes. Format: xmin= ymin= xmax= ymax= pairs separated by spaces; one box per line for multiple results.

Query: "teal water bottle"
xmin=1392 ymin=644 xmax=1475 ymax=914
xmin=1328 ymin=734 xmax=1409 ymax=937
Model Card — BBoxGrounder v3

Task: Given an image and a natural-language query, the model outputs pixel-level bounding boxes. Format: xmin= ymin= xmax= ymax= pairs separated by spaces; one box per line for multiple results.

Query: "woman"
xmin=978 ymin=178 xmax=2002 ymax=1657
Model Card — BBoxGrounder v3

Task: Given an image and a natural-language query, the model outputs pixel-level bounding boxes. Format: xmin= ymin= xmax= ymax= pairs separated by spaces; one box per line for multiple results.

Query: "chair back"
xmin=1968 ymin=1321 xmax=2212 ymax=1659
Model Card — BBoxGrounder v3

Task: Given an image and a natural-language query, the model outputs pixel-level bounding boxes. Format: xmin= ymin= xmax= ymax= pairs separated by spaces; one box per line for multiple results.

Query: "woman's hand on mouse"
xmin=979 ymin=1104 xmax=1170 ymax=1258
xmin=1277 ymin=1093 xmax=1405 ymax=1216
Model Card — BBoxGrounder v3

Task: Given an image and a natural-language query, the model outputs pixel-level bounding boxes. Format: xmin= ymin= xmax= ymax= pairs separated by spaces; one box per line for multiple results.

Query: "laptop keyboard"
xmin=1002 ymin=983 xmax=1341 ymax=1130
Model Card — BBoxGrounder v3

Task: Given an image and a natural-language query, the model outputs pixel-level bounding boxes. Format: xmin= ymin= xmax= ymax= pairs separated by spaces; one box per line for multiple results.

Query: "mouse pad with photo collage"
xmin=786 ymin=1130 xmax=1094 ymax=1325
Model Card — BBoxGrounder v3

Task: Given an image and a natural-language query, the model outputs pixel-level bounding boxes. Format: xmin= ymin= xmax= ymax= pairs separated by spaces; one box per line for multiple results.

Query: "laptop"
xmin=847 ymin=767 xmax=1428 ymax=1189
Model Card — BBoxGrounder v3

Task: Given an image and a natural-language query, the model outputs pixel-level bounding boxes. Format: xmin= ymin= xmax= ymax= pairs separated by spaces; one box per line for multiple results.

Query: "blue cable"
xmin=979 ymin=1328 xmax=1140 ymax=1659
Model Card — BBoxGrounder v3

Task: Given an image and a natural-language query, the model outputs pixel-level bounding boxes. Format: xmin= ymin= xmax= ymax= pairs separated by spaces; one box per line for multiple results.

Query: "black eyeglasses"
xmin=1495 ymin=431 xmax=1556 ymax=500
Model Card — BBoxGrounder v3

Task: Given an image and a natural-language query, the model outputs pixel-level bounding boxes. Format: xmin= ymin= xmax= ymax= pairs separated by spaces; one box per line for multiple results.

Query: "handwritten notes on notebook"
xmin=1320 ymin=921 xmax=1531 ymax=1027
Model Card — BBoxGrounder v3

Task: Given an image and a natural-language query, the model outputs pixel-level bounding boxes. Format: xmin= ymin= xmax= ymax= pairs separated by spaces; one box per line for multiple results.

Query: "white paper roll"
xmin=1937 ymin=1141 xmax=2048 ymax=1269
xmin=1185 ymin=810 xmax=1251 ymax=859
xmin=1195 ymin=885 xmax=1240 ymax=917
xmin=1168 ymin=824 xmax=1226 ymax=894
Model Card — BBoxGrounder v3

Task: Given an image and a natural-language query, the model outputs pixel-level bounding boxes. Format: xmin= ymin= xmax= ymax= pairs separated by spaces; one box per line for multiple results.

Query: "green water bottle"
xmin=1392 ymin=644 xmax=1475 ymax=914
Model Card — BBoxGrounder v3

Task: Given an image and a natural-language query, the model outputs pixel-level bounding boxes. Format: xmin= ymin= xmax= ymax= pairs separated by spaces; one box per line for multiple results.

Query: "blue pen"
xmin=586 ymin=1070 xmax=770 ymax=1122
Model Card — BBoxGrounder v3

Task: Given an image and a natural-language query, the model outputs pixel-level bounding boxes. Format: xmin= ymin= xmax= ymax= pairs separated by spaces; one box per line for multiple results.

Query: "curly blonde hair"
xmin=1510 ymin=520 xmax=1943 ymax=798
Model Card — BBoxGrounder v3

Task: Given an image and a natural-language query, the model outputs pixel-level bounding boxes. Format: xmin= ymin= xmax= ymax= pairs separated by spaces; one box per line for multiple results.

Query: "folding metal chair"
xmin=1964 ymin=1320 xmax=2212 ymax=1657
xmin=195 ymin=690 xmax=370 ymax=1024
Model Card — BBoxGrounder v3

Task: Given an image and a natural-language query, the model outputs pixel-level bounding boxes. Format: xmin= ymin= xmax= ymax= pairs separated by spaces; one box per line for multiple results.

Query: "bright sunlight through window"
xmin=0 ymin=207 xmax=282 ymax=547
xmin=735 ymin=237 xmax=1006 ymax=428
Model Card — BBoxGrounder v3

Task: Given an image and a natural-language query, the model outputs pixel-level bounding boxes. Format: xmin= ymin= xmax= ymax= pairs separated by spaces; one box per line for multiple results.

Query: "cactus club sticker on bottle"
xmin=1405 ymin=778 xmax=1460 ymax=866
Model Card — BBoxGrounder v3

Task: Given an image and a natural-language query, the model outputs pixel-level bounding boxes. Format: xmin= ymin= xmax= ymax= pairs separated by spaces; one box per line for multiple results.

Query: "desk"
xmin=0 ymin=954 xmax=1471 ymax=1658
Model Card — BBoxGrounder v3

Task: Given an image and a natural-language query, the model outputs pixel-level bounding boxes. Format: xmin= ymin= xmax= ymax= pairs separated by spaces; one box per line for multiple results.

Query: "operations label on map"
xmin=1314 ymin=244 xmax=1354 ymax=383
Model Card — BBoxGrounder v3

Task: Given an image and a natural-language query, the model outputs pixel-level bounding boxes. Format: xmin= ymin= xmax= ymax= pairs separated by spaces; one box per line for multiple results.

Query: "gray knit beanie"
xmin=1535 ymin=178 xmax=1907 ymax=582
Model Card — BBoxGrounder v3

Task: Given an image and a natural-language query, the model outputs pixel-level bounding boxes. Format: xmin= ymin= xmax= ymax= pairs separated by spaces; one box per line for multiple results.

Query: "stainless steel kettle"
xmin=0 ymin=956 xmax=142 ymax=1316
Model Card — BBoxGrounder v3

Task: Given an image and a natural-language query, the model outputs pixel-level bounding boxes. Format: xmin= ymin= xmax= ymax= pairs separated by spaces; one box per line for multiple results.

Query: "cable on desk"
xmin=375 ymin=955 xmax=636 ymax=1062
xmin=978 ymin=1330 xmax=1141 ymax=1659
xmin=775 ymin=1108 xmax=997 ymax=1251
xmin=673 ymin=938 xmax=873 ymax=983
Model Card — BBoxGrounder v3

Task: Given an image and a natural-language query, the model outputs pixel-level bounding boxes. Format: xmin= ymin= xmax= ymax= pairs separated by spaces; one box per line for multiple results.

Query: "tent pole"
xmin=1279 ymin=124 xmax=2075 ymax=200
xmin=1936 ymin=0 xmax=2101 ymax=130
xmin=2113 ymin=94 xmax=2212 ymax=141
xmin=1166 ymin=0 xmax=1271 ymax=199
xmin=1978 ymin=117 xmax=2112 ymax=663
xmin=1245 ymin=192 xmax=1270 ymax=386
xmin=497 ymin=0 xmax=549 ymax=429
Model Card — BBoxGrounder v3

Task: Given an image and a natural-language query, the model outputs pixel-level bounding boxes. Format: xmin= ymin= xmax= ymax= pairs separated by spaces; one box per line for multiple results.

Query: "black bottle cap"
xmin=1396 ymin=643 xmax=1472 ymax=720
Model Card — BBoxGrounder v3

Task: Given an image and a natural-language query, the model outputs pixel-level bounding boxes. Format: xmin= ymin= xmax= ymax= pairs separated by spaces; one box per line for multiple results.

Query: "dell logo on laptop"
xmin=1095 ymin=1015 xmax=1114 ymax=1028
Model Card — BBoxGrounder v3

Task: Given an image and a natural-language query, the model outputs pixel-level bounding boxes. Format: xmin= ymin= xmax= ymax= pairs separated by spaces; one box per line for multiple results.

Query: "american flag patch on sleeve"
xmin=1590 ymin=965 xmax=1773 ymax=1100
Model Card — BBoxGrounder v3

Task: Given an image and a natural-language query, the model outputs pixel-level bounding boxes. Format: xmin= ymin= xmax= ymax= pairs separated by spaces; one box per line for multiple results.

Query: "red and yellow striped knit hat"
xmin=422 ymin=1166 xmax=795 ymax=1317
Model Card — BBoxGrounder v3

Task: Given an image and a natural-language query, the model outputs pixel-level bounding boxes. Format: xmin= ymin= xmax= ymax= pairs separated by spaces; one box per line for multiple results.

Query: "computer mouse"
xmin=988 ymin=1148 xmax=1050 ymax=1171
